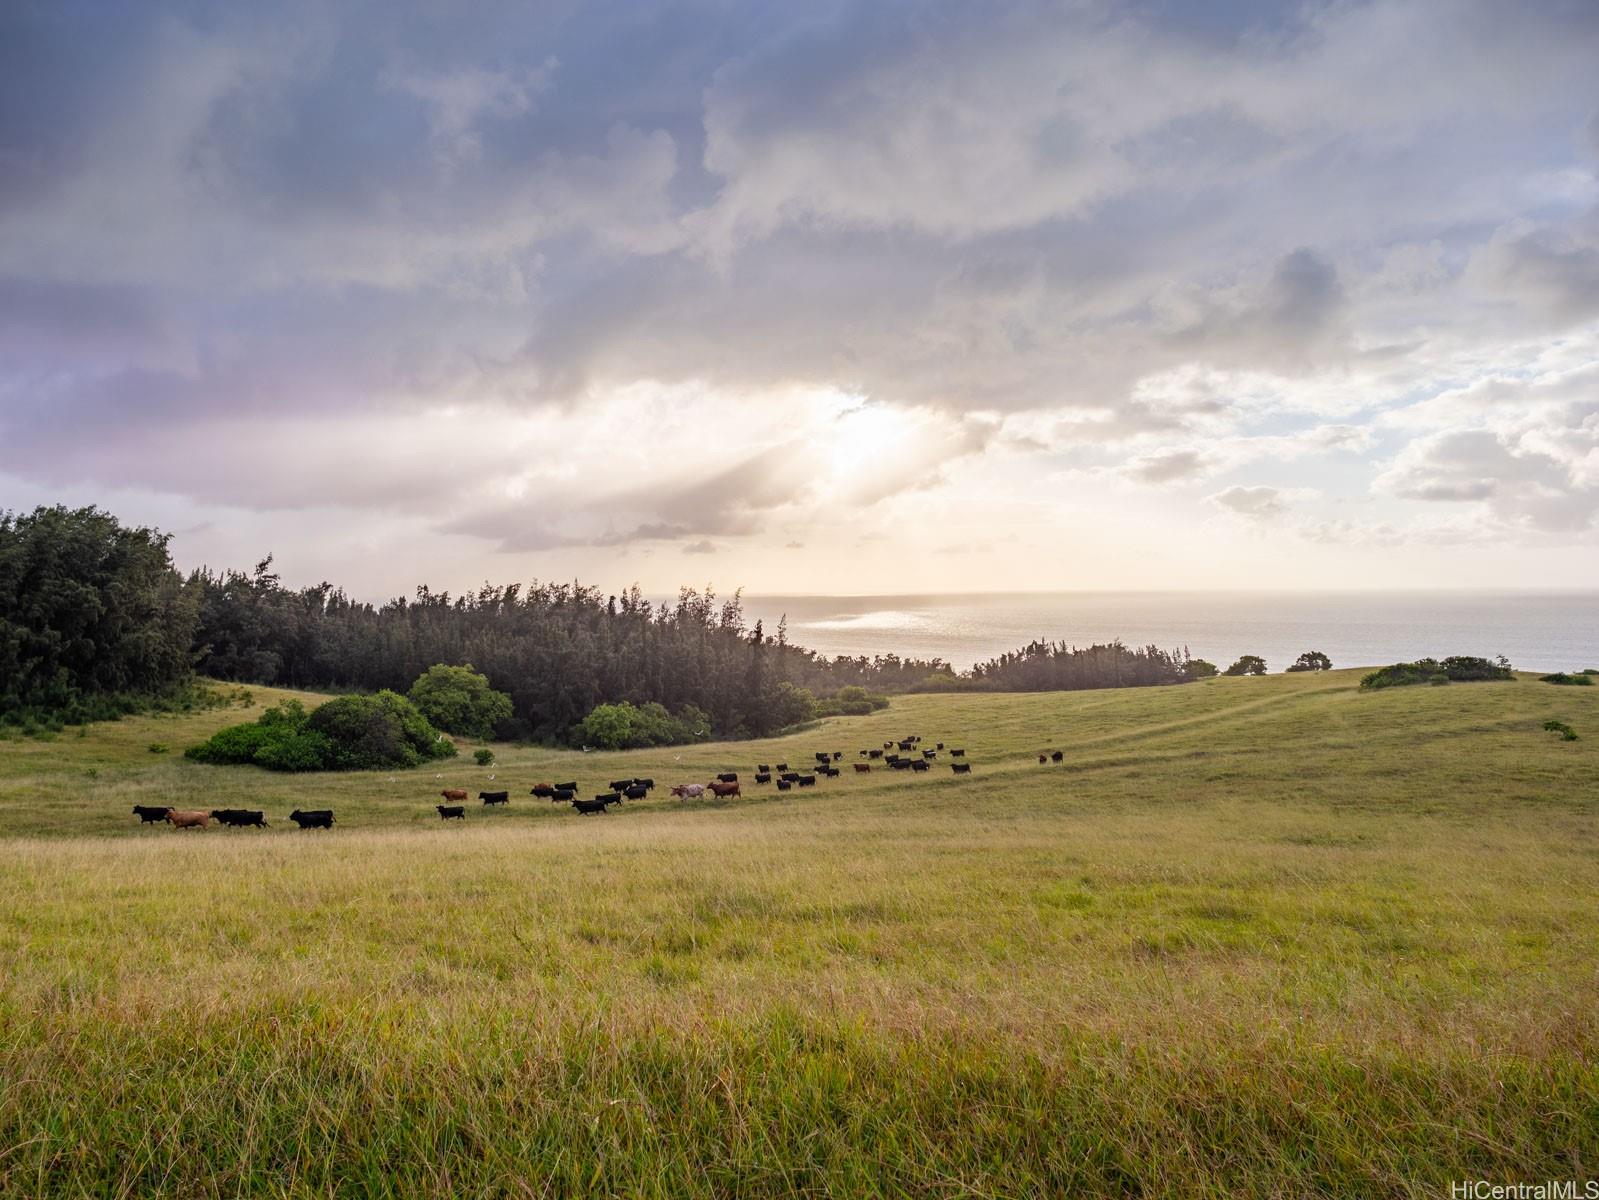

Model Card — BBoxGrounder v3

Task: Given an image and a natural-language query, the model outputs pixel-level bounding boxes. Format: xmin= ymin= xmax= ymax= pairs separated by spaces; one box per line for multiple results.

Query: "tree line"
xmin=3 ymin=505 xmax=1234 ymax=741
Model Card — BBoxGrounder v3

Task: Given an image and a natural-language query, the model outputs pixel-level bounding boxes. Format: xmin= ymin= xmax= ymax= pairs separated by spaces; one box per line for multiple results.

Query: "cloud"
xmin=682 ymin=539 xmax=717 ymax=555
xmin=1123 ymin=448 xmax=1210 ymax=484
xmin=1208 ymin=485 xmax=1292 ymax=520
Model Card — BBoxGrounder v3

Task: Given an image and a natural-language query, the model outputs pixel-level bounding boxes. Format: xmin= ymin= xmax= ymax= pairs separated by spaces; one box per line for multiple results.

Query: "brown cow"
xmin=166 ymin=809 xmax=211 ymax=830
xmin=707 ymin=781 xmax=740 ymax=798
xmin=853 ymin=762 xmax=871 ymax=773
xmin=440 ymin=788 xmax=468 ymax=801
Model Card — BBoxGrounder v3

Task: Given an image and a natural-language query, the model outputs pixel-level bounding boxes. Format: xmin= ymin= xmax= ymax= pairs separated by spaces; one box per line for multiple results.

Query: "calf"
xmin=950 ymin=748 xmax=966 ymax=758
xmin=1051 ymin=750 xmax=1064 ymax=763
xmin=853 ymin=763 xmax=871 ymax=774
xmin=132 ymin=804 xmax=171 ymax=824
xmin=609 ymin=779 xmax=634 ymax=792
xmin=440 ymin=788 xmax=468 ymax=802
xmin=624 ymin=784 xmax=648 ymax=800
xmin=551 ymin=788 xmax=576 ymax=803
xmin=289 ymin=809 xmax=335 ymax=830
xmin=797 ymin=775 xmax=817 ymax=788
xmin=882 ymin=742 xmax=894 ymax=750
xmin=572 ymin=797 xmax=609 ymax=815
xmin=707 ymin=781 xmax=740 ymax=798
xmin=858 ymin=749 xmax=869 ymax=757
xmin=531 ymin=784 xmax=555 ymax=798
xmin=936 ymin=742 xmax=944 ymax=750
xmin=437 ymin=804 xmax=466 ymax=820
xmin=951 ymin=762 xmax=972 ymax=774
xmin=922 ymin=749 xmax=936 ymax=759
xmin=672 ymin=783 xmax=705 ymax=799
xmin=1038 ymin=754 xmax=1048 ymax=764
xmin=166 ymin=809 xmax=211 ymax=829
xmin=717 ymin=772 xmax=739 ymax=783
xmin=832 ymin=751 xmax=843 ymax=761
xmin=479 ymin=790 xmax=509 ymax=805
xmin=754 ymin=772 xmax=772 ymax=784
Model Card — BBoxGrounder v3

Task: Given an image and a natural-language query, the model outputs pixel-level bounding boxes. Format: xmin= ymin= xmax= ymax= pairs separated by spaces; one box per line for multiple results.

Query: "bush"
xmin=575 ymin=701 xmax=711 ymax=750
xmin=1223 ymin=656 xmax=1267 ymax=676
xmin=147 ymin=743 xmax=169 ymax=755
xmin=1539 ymin=673 xmax=1593 ymax=686
xmin=814 ymin=687 xmax=891 ymax=717
xmin=1542 ymin=719 xmax=1579 ymax=741
xmin=474 ymin=748 xmax=495 ymax=766
xmin=407 ymin=664 xmax=514 ymax=740
xmin=1285 ymin=651 xmax=1332 ymax=673
xmin=1184 ymin=659 xmax=1219 ymax=680
xmin=1361 ymin=656 xmax=1514 ymax=690
xmin=186 ymin=692 xmax=454 ymax=772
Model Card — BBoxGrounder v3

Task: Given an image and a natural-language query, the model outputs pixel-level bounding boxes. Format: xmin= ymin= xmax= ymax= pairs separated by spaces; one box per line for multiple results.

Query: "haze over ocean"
xmin=731 ymin=592 xmax=1599 ymax=674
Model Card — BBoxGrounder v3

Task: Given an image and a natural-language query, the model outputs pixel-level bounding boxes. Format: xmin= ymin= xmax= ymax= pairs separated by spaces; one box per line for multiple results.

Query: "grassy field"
xmin=1 ymin=670 xmax=1596 ymax=1197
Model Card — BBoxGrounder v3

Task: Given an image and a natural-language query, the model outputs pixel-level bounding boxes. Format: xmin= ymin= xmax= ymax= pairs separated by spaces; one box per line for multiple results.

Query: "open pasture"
xmin=1 ymin=671 xmax=1597 ymax=1196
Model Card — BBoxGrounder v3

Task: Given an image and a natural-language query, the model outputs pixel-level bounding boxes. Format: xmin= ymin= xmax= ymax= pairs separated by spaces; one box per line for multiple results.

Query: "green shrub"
xmin=407 ymin=664 xmax=514 ymax=740
xmin=1542 ymin=719 xmax=1579 ymax=741
xmin=1184 ymin=659 xmax=1219 ymax=680
xmin=473 ymin=748 xmax=495 ymax=766
xmin=186 ymin=692 xmax=453 ymax=772
xmin=1285 ymin=651 xmax=1332 ymax=673
xmin=1361 ymin=656 xmax=1514 ymax=690
xmin=147 ymin=743 xmax=169 ymax=755
xmin=1223 ymin=655 xmax=1267 ymax=676
xmin=575 ymin=701 xmax=711 ymax=750
xmin=1539 ymin=673 xmax=1593 ymax=686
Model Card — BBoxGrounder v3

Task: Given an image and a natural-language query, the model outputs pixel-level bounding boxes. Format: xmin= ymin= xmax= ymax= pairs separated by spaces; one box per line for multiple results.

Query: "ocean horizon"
xmin=713 ymin=590 xmax=1599 ymax=675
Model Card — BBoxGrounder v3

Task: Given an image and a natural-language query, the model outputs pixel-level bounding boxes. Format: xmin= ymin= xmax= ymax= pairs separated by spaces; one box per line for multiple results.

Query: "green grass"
xmin=1 ymin=670 xmax=1596 ymax=1196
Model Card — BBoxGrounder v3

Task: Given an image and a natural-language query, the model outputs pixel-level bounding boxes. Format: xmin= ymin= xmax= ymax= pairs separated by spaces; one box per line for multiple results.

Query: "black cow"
xmin=609 ymin=779 xmax=634 ymax=792
xmin=858 ymin=749 xmax=869 ymax=757
xmin=754 ymin=772 xmax=772 ymax=784
xmin=132 ymin=804 xmax=171 ymax=824
xmin=624 ymin=784 xmax=648 ymax=800
xmin=1051 ymin=750 xmax=1064 ymax=763
xmin=780 ymin=772 xmax=801 ymax=782
xmin=832 ymin=751 xmax=843 ymax=761
xmin=437 ymin=805 xmax=466 ymax=820
xmin=757 ymin=763 xmax=771 ymax=773
xmin=898 ymin=740 xmax=914 ymax=751
xmin=819 ymin=766 xmax=840 ymax=778
xmin=633 ymin=778 xmax=656 ymax=790
xmin=552 ymin=788 xmax=575 ymax=803
xmin=555 ymin=781 xmax=578 ymax=792
xmin=572 ymin=797 xmax=609 ymax=815
xmin=717 ymin=772 xmax=739 ymax=783
xmin=890 ymin=759 xmax=912 ymax=771
xmin=883 ymin=742 xmax=894 ymax=750
xmin=951 ymin=762 xmax=972 ymax=774
xmin=213 ymin=809 xmax=267 ymax=828
xmin=911 ymin=759 xmax=929 ymax=772
xmin=479 ymin=791 xmax=509 ymax=805
xmin=530 ymin=784 xmax=556 ymax=799
xmin=950 ymin=748 xmax=966 ymax=757
xmin=885 ymin=754 xmax=901 ymax=764
xmin=776 ymin=779 xmax=793 ymax=791
xmin=814 ymin=752 xmax=830 ymax=763
xmin=922 ymin=749 xmax=936 ymax=759
xmin=775 ymin=762 xmax=789 ymax=772
xmin=597 ymin=791 xmax=622 ymax=806
xmin=289 ymin=809 xmax=334 ymax=829
xmin=798 ymin=774 xmax=817 ymax=787
xmin=936 ymin=742 xmax=945 ymax=750
xmin=868 ymin=748 xmax=883 ymax=759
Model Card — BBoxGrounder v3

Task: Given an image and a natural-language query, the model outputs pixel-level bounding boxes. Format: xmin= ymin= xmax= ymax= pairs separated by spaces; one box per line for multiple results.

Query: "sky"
xmin=2 ymin=0 xmax=1598 ymax=599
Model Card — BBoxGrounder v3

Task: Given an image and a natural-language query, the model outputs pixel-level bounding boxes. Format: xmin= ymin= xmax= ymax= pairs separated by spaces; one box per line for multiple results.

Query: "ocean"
xmin=734 ymin=592 xmax=1599 ymax=675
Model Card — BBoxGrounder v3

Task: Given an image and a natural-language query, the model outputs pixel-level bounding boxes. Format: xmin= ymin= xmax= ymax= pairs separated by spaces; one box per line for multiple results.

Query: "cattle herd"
xmin=128 ymin=733 xmax=1022 ymax=829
